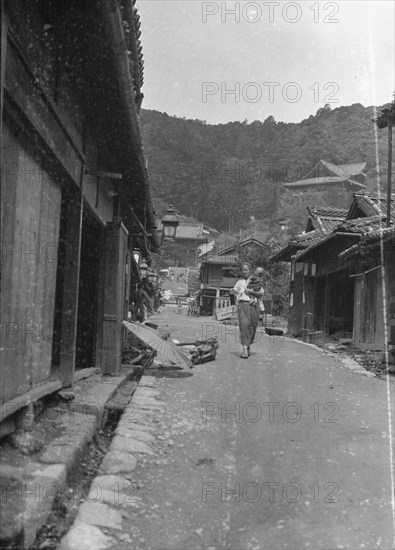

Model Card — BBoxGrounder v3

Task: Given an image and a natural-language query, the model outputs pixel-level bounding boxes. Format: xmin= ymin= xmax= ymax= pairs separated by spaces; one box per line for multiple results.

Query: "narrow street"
xmin=67 ymin=306 xmax=394 ymax=550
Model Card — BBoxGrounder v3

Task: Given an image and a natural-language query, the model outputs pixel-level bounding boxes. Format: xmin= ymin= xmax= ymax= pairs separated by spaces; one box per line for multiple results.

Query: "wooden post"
xmin=387 ymin=118 xmax=393 ymax=228
xmin=323 ymin=274 xmax=329 ymax=341
xmin=99 ymin=221 xmax=128 ymax=374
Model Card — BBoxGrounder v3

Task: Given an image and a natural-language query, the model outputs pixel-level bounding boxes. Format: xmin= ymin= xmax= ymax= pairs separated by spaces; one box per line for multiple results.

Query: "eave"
xmin=100 ymin=0 xmax=159 ymax=252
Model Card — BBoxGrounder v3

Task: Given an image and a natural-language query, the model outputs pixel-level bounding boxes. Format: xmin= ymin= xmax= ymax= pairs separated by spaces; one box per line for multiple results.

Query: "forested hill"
xmin=140 ymin=103 xmax=393 ymax=233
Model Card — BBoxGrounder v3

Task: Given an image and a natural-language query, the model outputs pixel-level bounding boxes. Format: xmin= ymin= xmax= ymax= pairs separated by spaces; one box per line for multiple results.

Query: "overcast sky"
xmin=137 ymin=0 xmax=394 ymax=124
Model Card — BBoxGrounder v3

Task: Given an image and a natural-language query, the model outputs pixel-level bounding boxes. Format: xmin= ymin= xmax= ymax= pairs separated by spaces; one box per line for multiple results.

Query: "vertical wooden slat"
xmin=58 ymin=189 xmax=83 ymax=386
xmin=1 ymin=119 xmax=62 ymax=402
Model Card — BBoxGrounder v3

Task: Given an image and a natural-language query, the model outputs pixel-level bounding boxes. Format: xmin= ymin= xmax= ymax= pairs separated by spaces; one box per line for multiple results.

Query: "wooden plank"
xmin=216 ymin=305 xmax=236 ymax=321
xmin=99 ymin=222 xmax=128 ymax=374
xmin=0 ymin=381 xmax=62 ymax=422
xmin=1 ymin=118 xmax=62 ymax=402
xmin=73 ymin=367 xmax=98 ymax=383
xmin=32 ymin=164 xmax=62 ymax=384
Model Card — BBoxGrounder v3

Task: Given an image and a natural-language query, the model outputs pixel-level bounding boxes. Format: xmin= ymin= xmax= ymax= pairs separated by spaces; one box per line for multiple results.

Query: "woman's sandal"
xmin=240 ymin=352 xmax=248 ymax=359
xmin=247 ymin=347 xmax=251 ymax=356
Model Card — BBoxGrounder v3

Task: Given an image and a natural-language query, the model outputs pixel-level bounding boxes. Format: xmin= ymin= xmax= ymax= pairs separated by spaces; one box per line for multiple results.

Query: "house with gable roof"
xmin=272 ymin=193 xmax=394 ymax=362
xmin=198 ymin=231 xmax=283 ymax=317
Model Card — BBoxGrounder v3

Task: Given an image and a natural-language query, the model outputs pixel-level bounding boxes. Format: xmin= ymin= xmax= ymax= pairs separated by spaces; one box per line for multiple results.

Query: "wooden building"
xmin=1 ymin=0 xmax=159 ymax=437
xmin=282 ymin=160 xmax=366 ymax=207
xmin=199 ymin=233 xmax=281 ymax=317
xmin=199 ymin=254 xmax=239 ymax=316
xmin=339 ymin=226 xmax=395 ymax=359
xmin=273 ymin=193 xmax=394 ymax=361
xmin=216 ymin=231 xmax=281 ymax=260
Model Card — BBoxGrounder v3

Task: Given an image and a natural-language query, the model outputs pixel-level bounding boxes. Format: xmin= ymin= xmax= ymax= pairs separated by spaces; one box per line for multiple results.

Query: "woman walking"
xmin=233 ymin=263 xmax=264 ymax=358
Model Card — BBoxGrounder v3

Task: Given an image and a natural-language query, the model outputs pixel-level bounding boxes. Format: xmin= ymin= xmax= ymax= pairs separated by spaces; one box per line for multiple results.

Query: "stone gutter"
xmin=0 ymin=365 xmax=148 ymax=549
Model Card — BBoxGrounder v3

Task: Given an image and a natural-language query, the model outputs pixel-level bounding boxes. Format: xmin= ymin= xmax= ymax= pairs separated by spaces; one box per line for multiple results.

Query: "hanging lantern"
xmin=161 ymin=205 xmax=179 ymax=242
xmin=132 ymin=249 xmax=141 ymax=264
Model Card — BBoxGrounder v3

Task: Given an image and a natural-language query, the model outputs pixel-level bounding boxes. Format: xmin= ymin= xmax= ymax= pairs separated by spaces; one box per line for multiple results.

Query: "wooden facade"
xmin=287 ymin=235 xmax=360 ymax=338
xmin=1 ymin=0 xmax=158 ymax=435
xmin=342 ymin=228 xmax=395 ymax=357
xmin=276 ymin=193 xmax=394 ymax=360
xmin=199 ymin=255 xmax=238 ymax=316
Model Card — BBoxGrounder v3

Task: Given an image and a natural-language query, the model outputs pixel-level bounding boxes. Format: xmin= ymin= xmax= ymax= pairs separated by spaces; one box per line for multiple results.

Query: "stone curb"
xmin=59 ymin=375 xmax=160 ymax=550
xmin=0 ymin=373 xmax=138 ymax=550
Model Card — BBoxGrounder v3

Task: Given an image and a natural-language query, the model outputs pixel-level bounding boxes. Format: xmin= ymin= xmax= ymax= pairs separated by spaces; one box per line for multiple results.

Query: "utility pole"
xmin=387 ymin=118 xmax=393 ymax=227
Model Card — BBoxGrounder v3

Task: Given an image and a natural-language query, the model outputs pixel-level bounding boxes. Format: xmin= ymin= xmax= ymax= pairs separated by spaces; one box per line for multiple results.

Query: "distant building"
xmin=217 ymin=232 xmax=284 ymax=261
xmin=282 ymin=160 xmax=366 ymax=208
xmin=198 ymin=232 xmax=282 ymax=317
xmin=157 ymin=220 xmax=219 ymax=266
xmin=156 ymin=220 xmax=219 ymax=248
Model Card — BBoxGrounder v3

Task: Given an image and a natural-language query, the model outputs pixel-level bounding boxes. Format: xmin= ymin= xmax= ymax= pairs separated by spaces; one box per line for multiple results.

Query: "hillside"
xmin=140 ymin=103 xmax=394 ymax=234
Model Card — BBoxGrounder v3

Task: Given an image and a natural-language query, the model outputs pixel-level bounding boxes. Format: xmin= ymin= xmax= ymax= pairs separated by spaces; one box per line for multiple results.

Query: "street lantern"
xmin=161 ymin=205 xmax=179 ymax=242
xmin=139 ymin=259 xmax=148 ymax=278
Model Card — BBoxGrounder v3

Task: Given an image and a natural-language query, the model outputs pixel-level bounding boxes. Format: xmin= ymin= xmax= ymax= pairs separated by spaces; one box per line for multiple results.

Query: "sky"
xmin=137 ymin=0 xmax=394 ymax=124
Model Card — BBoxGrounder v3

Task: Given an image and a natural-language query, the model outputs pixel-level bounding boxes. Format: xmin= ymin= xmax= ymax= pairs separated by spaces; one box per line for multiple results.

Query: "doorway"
xmin=75 ymin=208 xmax=102 ymax=369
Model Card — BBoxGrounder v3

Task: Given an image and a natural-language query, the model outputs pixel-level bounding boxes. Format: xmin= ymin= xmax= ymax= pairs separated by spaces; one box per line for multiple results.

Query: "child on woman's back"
xmin=248 ymin=267 xmax=265 ymax=313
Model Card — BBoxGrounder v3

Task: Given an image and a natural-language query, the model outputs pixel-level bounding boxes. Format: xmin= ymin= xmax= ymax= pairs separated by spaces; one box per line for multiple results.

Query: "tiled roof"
xmin=284 ymin=177 xmax=365 ymax=189
xmin=292 ymin=230 xmax=325 ymax=246
xmin=338 ymin=215 xmax=386 ymax=233
xmin=202 ymin=254 xmax=238 ymax=265
xmin=360 ymin=224 xmax=395 ymax=242
xmin=284 ymin=176 xmax=343 ymax=188
xmin=295 ymin=215 xmax=391 ymax=261
xmin=272 ymin=192 xmax=392 ymax=263
xmin=238 ymin=232 xmax=270 ymax=244
xmin=339 ymin=225 xmax=395 ymax=258
xmin=347 ymin=193 xmax=395 ymax=220
xmin=284 ymin=160 xmax=366 ymax=189
xmin=308 ymin=206 xmax=348 ymax=218
xmin=307 ymin=217 xmax=346 ymax=234
xmin=305 ymin=205 xmax=348 ymax=234
xmin=270 ymin=229 xmax=326 ymax=262
xmin=322 ymin=160 xmax=366 ymax=178
xmin=216 ymin=232 xmax=270 ymax=256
